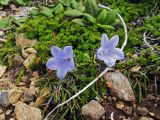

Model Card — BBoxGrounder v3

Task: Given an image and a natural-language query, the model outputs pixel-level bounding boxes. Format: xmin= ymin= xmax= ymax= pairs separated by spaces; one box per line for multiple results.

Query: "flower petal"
xmin=108 ymin=48 xmax=124 ymax=60
xmin=64 ymin=46 xmax=74 ymax=58
xmin=106 ymin=35 xmax=119 ymax=48
xmin=57 ymin=68 xmax=68 ymax=79
xmin=56 ymin=60 xmax=75 ymax=79
xmin=96 ymin=47 xmax=104 ymax=60
xmin=46 ymin=58 xmax=58 ymax=70
xmin=103 ymin=56 xmax=116 ymax=67
xmin=51 ymin=46 xmax=65 ymax=58
xmin=101 ymin=34 xmax=109 ymax=48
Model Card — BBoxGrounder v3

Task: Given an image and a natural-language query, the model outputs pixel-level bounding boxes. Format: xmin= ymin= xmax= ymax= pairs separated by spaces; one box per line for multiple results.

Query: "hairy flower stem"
xmin=44 ymin=4 xmax=128 ymax=120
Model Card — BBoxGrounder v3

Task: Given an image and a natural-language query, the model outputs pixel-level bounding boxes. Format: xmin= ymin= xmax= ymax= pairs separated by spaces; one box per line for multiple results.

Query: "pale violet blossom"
xmin=46 ymin=46 xmax=75 ymax=79
xmin=97 ymin=34 xmax=124 ymax=67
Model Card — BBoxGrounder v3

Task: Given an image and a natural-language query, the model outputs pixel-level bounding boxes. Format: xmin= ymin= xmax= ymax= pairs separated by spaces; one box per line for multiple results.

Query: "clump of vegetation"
xmin=16 ymin=8 xmax=113 ymax=119
xmin=0 ymin=0 xmax=159 ymax=119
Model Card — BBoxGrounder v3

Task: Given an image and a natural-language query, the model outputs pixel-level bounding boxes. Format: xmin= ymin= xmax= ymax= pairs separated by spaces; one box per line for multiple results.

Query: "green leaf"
xmin=0 ymin=16 xmax=14 ymax=29
xmin=83 ymin=13 xmax=96 ymax=23
xmin=40 ymin=6 xmax=53 ymax=17
xmin=53 ymin=3 xmax=64 ymax=14
xmin=64 ymin=9 xmax=83 ymax=17
xmin=77 ymin=0 xmax=85 ymax=12
xmin=104 ymin=10 xmax=117 ymax=25
xmin=84 ymin=0 xmax=99 ymax=17
xmin=97 ymin=9 xmax=107 ymax=24
xmin=29 ymin=8 xmax=39 ymax=16
xmin=97 ymin=24 xmax=114 ymax=30
xmin=16 ymin=0 xmax=28 ymax=6
xmin=0 ymin=0 xmax=11 ymax=5
xmin=71 ymin=19 xmax=86 ymax=26
xmin=59 ymin=0 xmax=70 ymax=6
xmin=71 ymin=0 xmax=78 ymax=9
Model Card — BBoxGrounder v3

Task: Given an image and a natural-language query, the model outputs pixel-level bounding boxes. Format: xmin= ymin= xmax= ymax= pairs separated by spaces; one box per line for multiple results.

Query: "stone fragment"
xmin=0 ymin=11 xmax=7 ymax=19
xmin=22 ymin=48 xmax=29 ymax=58
xmin=139 ymin=117 xmax=154 ymax=120
xmin=116 ymin=101 xmax=124 ymax=110
xmin=9 ymin=89 xmax=23 ymax=104
xmin=23 ymin=53 xmax=36 ymax=70
xmin=137 ymin=107 xmax=148 ymax=116
xmin=32 ymin=71 xmax=39 ymax=78
xmin=21 ymin=93 xmax=34 ymax=103
xmin=13 ymin=56 xmax=24 ymax=67
xmin=130 ymin=65 xmax=141 ymax=72
xmin=15 ymin=101 xmax=42 ymax=120
xmin=104 ymin=71 xmax=135 ymax=101
xmin=81 ymin=100 xmax=105 ymax=120
xmin=147 ymin=94 xmax=156 ymax=101
xmin=16 ymin=33 xmax=37 ymax=48
xmin=0 ymin=91 xmax=10 ymax=107
xmin=0 ymin=65 xmax=7 ymax=78
xmin=0 ymin=109 xmax=3 ymax=114
xmin=21 ymin=76 xmax=28 ymax=83
xmin=122 ymin=106 xmax=133 ymax=115
xmin=0 ymin=78 xmax=16 ymax=89
xmin=0 ymin=114 xmax=5 ymax=120
xmin=5 ymin=109 xmax=13 ymax=115
xmin=26 ymin=48 xmax=37 ymax=54
xmin=9 ymin=118 xmax=15 ymax=120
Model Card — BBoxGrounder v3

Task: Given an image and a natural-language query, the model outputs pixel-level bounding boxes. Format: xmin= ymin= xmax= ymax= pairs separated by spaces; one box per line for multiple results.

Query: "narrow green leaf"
xmin=77 ymin=0 xmax=85 ymax=12
xmin=71 ymin=19 xmax=86 ymax=26
xmin=0 ymin=0 xmax=11 ymax=5
xmin=64 ymin=9 xmax=83 ymax=17
xmin=59 ymin=0 xmax=71 ymax=6
xmin=84 ymin=0 xmax=99 ymax=17
xmin=83 ymin=13 xmax=96 ymax=23
xmin=97 ymin=24 xmax=114 ymax=30
xmin=104 ymin=10 xmax=117 ymax=25
xmin=16 ymin=0 xmax=28 ymax=6
xmin=71 ymin=0 xmax=78 ymax=9
xmin=97 ymin=9 xmax=107 ymax=24
xmin=53 ymin=3 xmax=64 ymax=14
xmin=40 ymin=6 xmax=53 ymax=17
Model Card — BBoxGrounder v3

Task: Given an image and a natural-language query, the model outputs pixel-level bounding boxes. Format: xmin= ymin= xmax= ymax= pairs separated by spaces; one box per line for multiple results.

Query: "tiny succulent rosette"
xmin=97 ymin=34 xmax=124 ymax=67
xmin=46 ymin=46 xmax=75 ymax=79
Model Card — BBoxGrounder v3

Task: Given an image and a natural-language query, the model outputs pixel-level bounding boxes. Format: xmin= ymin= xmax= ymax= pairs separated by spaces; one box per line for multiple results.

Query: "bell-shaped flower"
xmin=97 ymin=34 xmax=124 ymax=67
xmin=46 ymin=46 xmax=75 ymax=79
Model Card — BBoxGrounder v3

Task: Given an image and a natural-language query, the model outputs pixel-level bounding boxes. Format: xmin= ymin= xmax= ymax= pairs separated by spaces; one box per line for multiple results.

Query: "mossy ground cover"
xmin=0 ymin=0 xmax=160 ymax=119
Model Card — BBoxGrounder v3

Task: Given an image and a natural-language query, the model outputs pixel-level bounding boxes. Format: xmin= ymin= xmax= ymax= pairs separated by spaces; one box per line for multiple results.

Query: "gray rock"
xmin=0 ymin=91 xmax=10 ymax=107
xmin=15 ymin=101 xmax=42 ymax=120
xmin=16 ymin=33 xmax=37 ymax=48
xmin=0 ymin=65 xmax=7 ymax=78
xmin=81 ymin=100 xmax=105 ymax=120
xmin=104 ymin=71 xmax=135 ymax=101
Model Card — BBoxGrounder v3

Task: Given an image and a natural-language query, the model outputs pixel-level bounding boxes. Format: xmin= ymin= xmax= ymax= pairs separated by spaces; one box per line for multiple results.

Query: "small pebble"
xmin=5 ymin=109 xmax=13 ymax=116
xmin=116 ymin=101 xmax=124 ymax=110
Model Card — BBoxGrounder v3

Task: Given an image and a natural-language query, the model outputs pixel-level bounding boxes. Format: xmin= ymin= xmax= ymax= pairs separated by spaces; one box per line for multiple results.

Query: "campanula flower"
xmin=46 ymin=46 xmax=75 ymax=79
xmin=97 ymin=34 xmax=124 ymax=67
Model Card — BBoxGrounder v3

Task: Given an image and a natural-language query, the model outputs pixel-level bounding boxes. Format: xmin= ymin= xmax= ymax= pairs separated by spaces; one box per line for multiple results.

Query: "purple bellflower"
xmin=46 ymin=46 xmax=75 ymax=79
xmin=97 ymin=34 xmax=124 ymax=67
